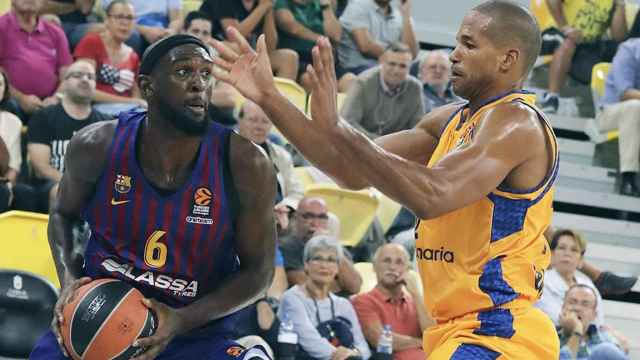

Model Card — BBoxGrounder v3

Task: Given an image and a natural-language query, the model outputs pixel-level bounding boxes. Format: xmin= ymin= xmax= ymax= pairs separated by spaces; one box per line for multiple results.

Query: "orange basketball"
xmin=60 ymin=279 xmax=156 ymax=360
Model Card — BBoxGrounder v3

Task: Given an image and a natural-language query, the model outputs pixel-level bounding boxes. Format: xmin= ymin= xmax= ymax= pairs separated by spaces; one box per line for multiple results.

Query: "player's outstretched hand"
xmin=306 ymin=37 xmax=340 ymax=132
xmin=132 ymin=298 xmax=185 ymax=360
xmin=52 ymin=276 xmax=92 ymax=356
xmin=210 ymin=27 xmax=278 ymax=105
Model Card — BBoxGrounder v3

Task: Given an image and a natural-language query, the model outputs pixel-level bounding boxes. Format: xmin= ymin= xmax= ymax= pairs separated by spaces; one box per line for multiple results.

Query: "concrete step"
xmin=558 ymin=138 xmax=595 ymax=165
xmin=557 ymin=161 xmax=617 ymax=193
xmin=552 ymin=212 xmax=640 ymax=249
xmin=547 ymin=113 xmax=588 ymax=134
xmin=602 ymin=300 xmax=640 ymax=357
xmin=554 ymin=186 xmax=640 ymax=214
xmin=584 ymin=243 xmax=640 ymax=277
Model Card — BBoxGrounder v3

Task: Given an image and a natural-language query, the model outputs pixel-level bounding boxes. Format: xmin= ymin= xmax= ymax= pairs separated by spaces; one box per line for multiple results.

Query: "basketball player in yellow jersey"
xmin=212 ymin=0 xmax=560 ymax=358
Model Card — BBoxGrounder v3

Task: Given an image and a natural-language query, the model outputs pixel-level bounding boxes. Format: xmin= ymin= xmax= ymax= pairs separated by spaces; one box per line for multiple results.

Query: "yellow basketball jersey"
xmin=415 ymin=91 xmax=558 ymax=323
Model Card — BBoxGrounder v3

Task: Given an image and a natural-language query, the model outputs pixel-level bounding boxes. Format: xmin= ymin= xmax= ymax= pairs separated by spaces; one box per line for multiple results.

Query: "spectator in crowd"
xmin=536 ymin=229 xmax=605 ymax=326
xmin=101 ymin=0 xmax=183 ymax=54
xmin=338 ymin=0 xmax=418 ymax=75
xmin=74 ymin=0 xmax=146 ymax=116
xmin=237 ymin=101 xmax=303 ymax=232
xmin=340 ymin=42 xmax=423 ymax=138
xmin=200 ymin=0 xmax=299 ymax=82
xmin=27 ymin=60 xmax=111 ymax=211
xmin=556 ymin=284 xmax=629 ymax=360
xmin=279 ymin=196 xmax=362 ymax=296
xmin=538 ymin=0 xmax=627 ymax=113
xmin=274 ymin=0 xmax=355 ymax=92
xmin=182 ymin=10 xmax=239 ymax=126
xmin=419 ymin=50 xmax=460 ymax=113
xmin=0 ymin=69 xmax=37 ymax=212
xmin=352 ymin=244 xmax=431 ymax=360
xmin=278 ymin=235 xmax=371 ymax=360
xmin=598 ymin=37 xmax=640 ymax=197
xmin=0 ymin=0 xmax=73 ymax=117
xmin=543 ymin=226 xmax=638 ymax=297
xmin=42 ymin=0 xmax=101 ymax=49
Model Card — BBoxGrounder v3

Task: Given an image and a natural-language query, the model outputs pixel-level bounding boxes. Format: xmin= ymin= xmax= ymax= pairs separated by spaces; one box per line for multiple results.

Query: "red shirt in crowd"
xmin=74 ymin=32 xmax=139 ymax=97
xmin=352 ymin=287 xmax=426 ymax=360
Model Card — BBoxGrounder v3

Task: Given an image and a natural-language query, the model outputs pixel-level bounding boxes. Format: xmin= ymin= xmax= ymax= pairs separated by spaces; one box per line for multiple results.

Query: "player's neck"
xmin=466 ymin=83 xmax=521 ymax=115
xmin=303 ymin=281 xmax=330 ymax=300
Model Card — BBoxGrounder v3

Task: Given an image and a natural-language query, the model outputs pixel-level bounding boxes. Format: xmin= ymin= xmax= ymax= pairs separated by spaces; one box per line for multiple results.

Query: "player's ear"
xmin=138 ymin=75 xmax=155 ymax=99
xmin=500 ymin=48 xmax=520 ymax=73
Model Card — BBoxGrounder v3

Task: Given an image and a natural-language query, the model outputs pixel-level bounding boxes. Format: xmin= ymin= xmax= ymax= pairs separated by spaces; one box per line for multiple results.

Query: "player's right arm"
xmin=48 ymin=120 xmax=116 ymax=286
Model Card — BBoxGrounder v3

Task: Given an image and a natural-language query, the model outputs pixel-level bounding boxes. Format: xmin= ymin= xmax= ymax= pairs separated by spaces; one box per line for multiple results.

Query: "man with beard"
xmin=30 ymin=34 xmax=277 ymax=360
xmin=27 ymin=60 xmax=111 ymax=212
xmin=212 ymin=0 xmax=560 ymax=358
xmin=352 ymin=244 xmax=432 ymax=360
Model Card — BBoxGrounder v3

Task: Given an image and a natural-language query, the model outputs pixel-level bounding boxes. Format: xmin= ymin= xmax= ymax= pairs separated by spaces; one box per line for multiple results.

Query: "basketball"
xmin=60 ymin=279 xmax=156 ymax=360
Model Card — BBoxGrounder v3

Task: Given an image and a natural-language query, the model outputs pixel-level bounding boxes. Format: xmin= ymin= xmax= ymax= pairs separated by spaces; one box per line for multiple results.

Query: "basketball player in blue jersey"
xmin=214 ymin=0 xmax=563 ymax=358
xmin=31 ymin=35 xmax=278 ymax=360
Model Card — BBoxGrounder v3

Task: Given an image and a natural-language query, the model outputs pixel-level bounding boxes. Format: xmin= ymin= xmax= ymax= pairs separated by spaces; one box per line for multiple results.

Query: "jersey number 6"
xmin=144 ymin=230 xmax=168 ymax=268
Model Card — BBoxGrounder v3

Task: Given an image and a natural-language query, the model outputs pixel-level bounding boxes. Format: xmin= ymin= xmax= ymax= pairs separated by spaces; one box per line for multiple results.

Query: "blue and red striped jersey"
xmin=81 ymin=111 xmax=239 ymax=320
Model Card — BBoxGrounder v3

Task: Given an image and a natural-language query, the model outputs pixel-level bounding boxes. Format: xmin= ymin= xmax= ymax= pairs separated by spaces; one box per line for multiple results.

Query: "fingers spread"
xmin=211 ymin=39 xmax=239 ymax=63
xmin=226 ymin=26 xmax=254 ymax=55
xmin=211 ymin=66 xmax=234 ymax=85
xmin=319 ymin=37 xmax=336 ymax=78
xmin=212 ymin=57 xmax=233 ymax=72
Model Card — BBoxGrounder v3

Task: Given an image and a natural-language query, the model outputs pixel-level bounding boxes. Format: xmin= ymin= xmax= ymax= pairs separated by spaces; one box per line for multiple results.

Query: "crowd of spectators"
xmin=1 ymin=0 xmax=639 ymax=359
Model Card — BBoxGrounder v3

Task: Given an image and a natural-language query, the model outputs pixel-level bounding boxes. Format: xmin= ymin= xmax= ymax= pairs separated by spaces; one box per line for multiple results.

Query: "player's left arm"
xmin=134 ymin=133 xmax=277 ymax=360
xmin=330 ymin=102 xmax=547 ymax=219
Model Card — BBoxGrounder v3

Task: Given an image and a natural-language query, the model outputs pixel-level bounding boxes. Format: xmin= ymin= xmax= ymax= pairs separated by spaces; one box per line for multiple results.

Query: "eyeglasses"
xmin=309 ymin=256 xmax=338 ymax=264
xmin=299 ymin=212 xmax=329 ymax=221
xmin=108 ymin=14 xmax=135 ymax=22
xmin=66 ymin=71 xmax=96 ymax=81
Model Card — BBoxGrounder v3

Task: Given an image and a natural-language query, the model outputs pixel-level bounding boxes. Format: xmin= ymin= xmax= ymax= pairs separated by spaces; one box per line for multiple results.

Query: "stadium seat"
xmin=0 ymin=270 xmax=58 ymax=358
xmin=182 ymin=0 xmax=202 ymax=14
xmin=374 ymin=191 xmax=402 ymax=234
xmin=530 ymin=0 xmax=555 ymax=67
xmin=305 ymin=184 xmax=379 ymax=248
xmin=0 ymin=0 xmax=9 ymax=15
xmin=584 ymin=63 xmax=619 ymax=143
xmin=293 ymin=166 xmax=316 ymax=191
xmin=0 ymin=211 xmax=60 ymax=288
xmin=306 ymin=92 xmax=348 ymax=116
xmin=274 ymin=77 xmax=307 ymax=113
xmin=626 ymin=2 xmax=639 ymax=32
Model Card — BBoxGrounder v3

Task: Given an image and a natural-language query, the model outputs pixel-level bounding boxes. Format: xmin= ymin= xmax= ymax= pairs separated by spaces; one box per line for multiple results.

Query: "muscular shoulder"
xmin=483 ymin=101 xmax=546 ymax=139
xmin=416 ymin=101 xmax=466 ymax=139
xmin=65 ymin=120 xmax=117 ymax=183
xmin=228 ymin=132 xmax=277 ymax=203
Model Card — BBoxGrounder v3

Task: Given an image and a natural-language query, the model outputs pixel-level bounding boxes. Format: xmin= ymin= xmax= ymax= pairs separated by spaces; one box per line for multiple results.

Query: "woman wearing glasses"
xmin=73 ymin=0 xmax=146 ymax=116
xmin=278 ymin=235 xmax=370 ymax=360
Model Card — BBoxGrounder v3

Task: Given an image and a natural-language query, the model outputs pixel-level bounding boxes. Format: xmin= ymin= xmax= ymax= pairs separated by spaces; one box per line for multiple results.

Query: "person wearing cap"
xmin=30 ymin=34 xmax=277 ymax=360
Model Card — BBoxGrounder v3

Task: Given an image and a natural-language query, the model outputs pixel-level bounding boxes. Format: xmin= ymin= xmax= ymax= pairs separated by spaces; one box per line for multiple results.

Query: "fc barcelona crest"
xmin=115 ymin=174 xmax=133 ymax=194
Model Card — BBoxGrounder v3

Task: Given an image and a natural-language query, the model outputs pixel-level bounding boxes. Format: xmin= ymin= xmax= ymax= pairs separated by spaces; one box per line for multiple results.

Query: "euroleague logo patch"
xmin=187 ymin=186 xmax=214 ymax=225
xmin=226 ymin=345 xmax=245 ymax=357
xmin=194 ymin=187 xmax=212 ymax=206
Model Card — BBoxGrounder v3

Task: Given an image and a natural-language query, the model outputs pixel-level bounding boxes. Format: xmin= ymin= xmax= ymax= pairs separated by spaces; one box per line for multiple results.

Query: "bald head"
xmin=472 ymin=0 xmax=541 ymax=75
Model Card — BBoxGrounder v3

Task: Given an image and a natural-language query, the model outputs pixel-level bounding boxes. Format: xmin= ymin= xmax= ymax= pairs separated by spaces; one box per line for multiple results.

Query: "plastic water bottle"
xmin=277 ymin=316 xmax=298 ymax=360
xmin=375 ymin=324 xmax=393 ymax=360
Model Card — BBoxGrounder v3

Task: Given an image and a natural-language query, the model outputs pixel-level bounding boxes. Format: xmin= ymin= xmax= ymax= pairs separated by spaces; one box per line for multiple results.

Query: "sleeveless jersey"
xmin=415 ymin=91 xmax=558 ymax=323
xmin=81 ymin=111 xmax=239 ymax=331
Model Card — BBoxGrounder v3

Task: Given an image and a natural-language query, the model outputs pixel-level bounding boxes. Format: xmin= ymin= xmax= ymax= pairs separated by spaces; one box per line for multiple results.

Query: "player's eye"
xmin=176 ymin=69 xmax=189 ymax=77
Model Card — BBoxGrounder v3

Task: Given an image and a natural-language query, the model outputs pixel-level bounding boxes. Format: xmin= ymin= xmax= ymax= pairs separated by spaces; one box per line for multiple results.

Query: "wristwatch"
xmin=320 ymin=3 xmax=331 ymax=10
xmin=259 ymin=296 xmax=280 ymax=311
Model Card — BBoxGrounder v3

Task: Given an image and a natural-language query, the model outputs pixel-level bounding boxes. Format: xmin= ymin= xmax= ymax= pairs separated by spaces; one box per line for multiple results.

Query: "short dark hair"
xmin=550 ymin=228 xmax=586 ymax=256
xmin=183 ymin=11 xmax=212 ymax=31
xmin=0 ymin=69 xmax=10 ymax=110
xmin=565 ymin=283 xmax=598 ymax=308
xmin=105 ymin=0 xmax=132 ymax=15
xmin=472 ymin=0 xmax=541 ymax=76
xmin=384 ymin=42 xmax=412 ymax=55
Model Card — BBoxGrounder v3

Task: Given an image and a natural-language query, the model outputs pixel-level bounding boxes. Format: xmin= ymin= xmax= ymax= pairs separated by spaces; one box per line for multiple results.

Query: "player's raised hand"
xmin=132 ymin=299 xmax=185 ymax=360
xmin=211 ymin=27 xmax=278 ymax=105
xmin=306 ymin=37 xmax=340 ymax=132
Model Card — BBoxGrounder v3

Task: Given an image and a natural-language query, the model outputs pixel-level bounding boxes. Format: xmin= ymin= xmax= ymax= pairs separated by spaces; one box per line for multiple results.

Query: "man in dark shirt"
xmin=27 ymin=60 xmax=111 ymax=211
xmin=200 ymin=0 xmax=299 ymax=81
